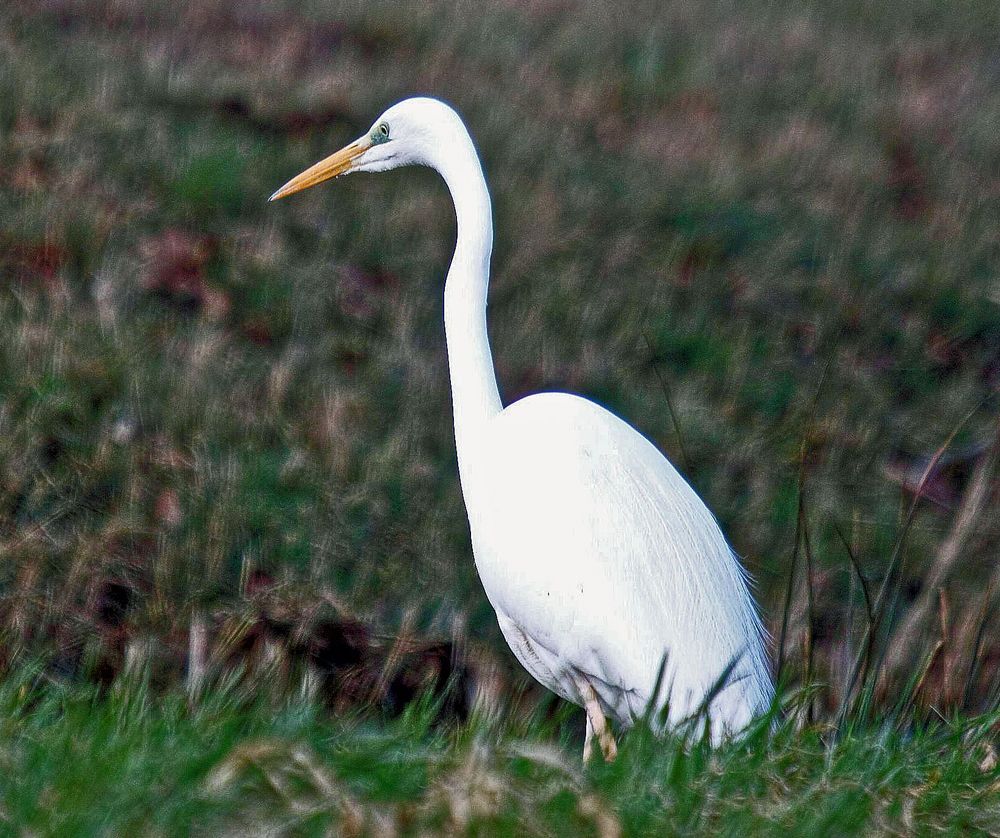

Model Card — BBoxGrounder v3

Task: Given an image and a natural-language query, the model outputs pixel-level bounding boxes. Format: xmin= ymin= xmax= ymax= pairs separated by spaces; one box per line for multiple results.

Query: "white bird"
xmin=270 ymin=97 xmax=773 ymax=761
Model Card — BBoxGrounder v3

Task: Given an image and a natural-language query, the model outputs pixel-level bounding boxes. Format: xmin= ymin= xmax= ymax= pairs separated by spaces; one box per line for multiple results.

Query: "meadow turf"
xmin=0 ymin=669 xmax=997 ymax=836
xmin=2 ymin=0 xmax=1000 ymax=832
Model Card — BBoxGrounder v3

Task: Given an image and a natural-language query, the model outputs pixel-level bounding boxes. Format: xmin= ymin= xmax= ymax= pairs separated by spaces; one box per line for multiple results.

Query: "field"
xmin=1 ymin=670 xmax=997 ymax=834
xmin=2 ymin=0 xmax=1000 ymax=833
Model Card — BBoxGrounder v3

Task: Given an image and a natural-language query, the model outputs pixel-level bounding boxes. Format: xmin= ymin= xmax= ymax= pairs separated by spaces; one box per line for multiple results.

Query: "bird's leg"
xmin=574 ymin=675 xmax=617 ymax=763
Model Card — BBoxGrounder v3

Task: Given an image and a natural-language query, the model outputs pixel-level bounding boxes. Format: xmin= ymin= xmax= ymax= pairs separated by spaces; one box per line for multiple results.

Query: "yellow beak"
xmin=268 ymin=138 xmax=371 ymax=201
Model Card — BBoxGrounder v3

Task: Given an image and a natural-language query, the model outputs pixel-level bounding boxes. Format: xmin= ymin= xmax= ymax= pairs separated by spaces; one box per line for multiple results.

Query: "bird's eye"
xmin=379 ymin=122 xmax=390 ymax=137
xmin=371 ymin=122 xmax=390 ymax=145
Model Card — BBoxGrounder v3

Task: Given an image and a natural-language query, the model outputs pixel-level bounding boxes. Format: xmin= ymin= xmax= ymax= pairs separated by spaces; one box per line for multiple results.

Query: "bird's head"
xmin=269 ymin=97 xmax=464 ymax=202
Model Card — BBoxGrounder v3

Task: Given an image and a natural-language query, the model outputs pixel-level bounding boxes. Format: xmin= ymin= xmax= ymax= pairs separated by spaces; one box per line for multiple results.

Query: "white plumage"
xmin=271 ymin=97 xmax=773 ymax=759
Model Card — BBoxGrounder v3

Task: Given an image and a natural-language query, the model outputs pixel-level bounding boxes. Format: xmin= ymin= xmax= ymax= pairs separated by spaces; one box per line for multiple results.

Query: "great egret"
xmin=271 ymin=97 xmax=773 ymax=760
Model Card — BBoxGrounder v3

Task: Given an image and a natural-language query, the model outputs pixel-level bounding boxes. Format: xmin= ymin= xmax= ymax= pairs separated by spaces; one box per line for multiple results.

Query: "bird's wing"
xmin=475 ymin=391 xmax=771 ymax=727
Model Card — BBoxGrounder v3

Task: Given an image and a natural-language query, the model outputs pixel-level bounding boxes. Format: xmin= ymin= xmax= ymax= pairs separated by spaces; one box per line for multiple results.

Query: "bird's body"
xmin=472 ymin=392 xmax=772 ymax=732
xmin=271 ymin=97 xmax=773 ymax=757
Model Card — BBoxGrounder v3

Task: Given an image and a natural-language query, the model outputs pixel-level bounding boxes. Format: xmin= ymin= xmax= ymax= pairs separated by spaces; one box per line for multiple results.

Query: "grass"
xmin=2 ymin=0 xmax=1000 ymax=831
xmin=0 ymin=668 xmax=997 ymax=836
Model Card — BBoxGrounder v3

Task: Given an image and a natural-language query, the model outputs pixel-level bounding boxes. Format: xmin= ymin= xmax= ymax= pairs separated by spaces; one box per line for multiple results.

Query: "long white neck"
xmin=436 ymin=131 xmax=503 ymax=486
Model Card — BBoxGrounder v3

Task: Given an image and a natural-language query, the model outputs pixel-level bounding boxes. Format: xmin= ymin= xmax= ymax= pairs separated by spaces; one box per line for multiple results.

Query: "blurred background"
xmin=2 ymin=0 xmax=999 ymax=715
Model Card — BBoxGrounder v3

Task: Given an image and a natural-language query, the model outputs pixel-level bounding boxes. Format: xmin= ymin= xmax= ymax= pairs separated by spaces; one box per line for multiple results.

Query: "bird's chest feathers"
xmin=462 ymin=452 xmax=608 ymax=642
